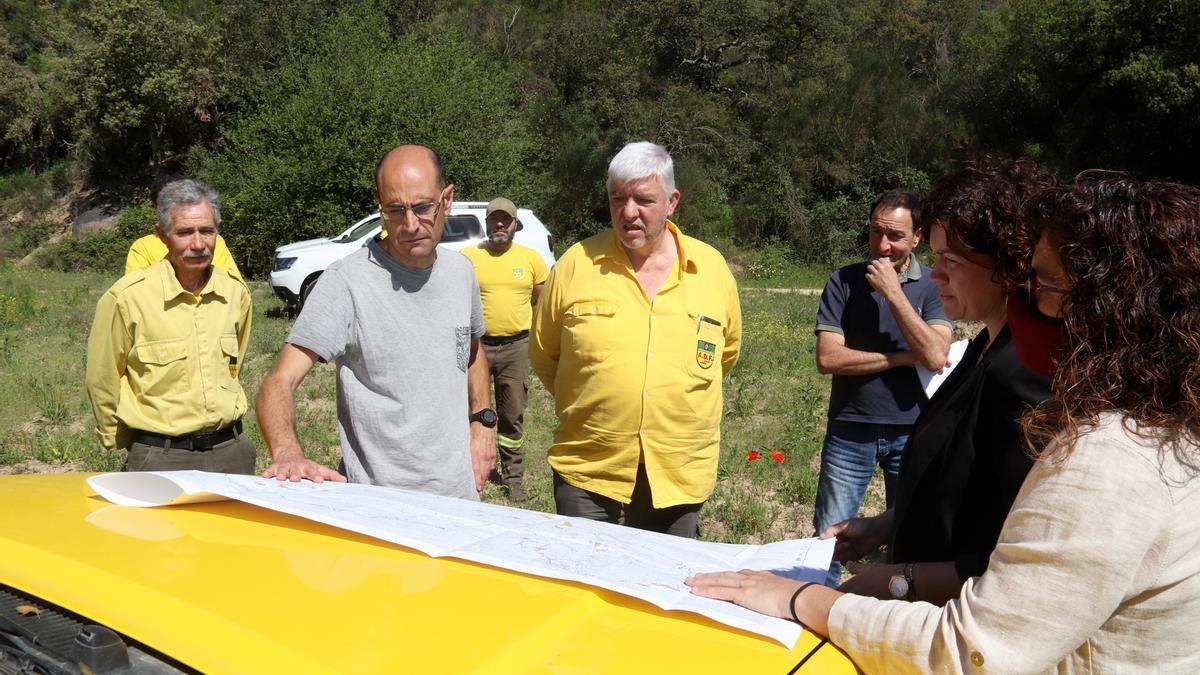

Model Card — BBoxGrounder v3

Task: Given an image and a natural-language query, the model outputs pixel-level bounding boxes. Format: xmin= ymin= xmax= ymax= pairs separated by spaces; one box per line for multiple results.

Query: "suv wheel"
xmin=299 ymin=274 xmax=320 ymax=310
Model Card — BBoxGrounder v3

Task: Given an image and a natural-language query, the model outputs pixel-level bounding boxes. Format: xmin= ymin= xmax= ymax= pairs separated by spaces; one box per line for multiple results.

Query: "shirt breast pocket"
xmin=564 ymin=301 xmax=618 ymax=362
xmin=133 ymin=337 xmax=189 ymax=397
xmin=219 ymin=334 xmax=240 ymax=390
xmin=688 ymin=312 xmax=725 ymax=379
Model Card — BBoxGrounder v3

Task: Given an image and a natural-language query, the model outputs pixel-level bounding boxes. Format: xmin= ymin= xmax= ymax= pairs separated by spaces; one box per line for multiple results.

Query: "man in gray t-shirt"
xmin=257 ymin=145 xmax=497 ymax=499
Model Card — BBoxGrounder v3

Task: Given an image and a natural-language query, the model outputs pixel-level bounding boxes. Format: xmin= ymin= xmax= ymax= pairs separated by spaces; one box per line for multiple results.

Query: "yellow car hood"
xmin=0 ymin=473 xmax=856 ymax=673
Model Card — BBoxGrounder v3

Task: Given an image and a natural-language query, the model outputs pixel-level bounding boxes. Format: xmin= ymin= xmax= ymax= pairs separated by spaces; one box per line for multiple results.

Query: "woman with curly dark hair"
xmin=817 ymin=157 xmax=1055 ymax=606
xmin=688 ymin=173 xmax=1200 ymax=672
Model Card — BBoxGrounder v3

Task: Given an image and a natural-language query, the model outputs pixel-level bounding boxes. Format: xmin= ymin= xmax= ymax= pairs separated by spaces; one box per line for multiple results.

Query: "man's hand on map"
xmin=819 ymin=509 xmax=893 ymax=562
xmin=262 ymin=450 xmax=346 ymax=484
xmin=468 ymin=422 xmax=496 ymax=494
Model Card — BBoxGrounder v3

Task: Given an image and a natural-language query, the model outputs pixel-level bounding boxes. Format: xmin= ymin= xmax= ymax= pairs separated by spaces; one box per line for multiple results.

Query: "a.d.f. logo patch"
xmin=512 ymin=267 xmax=524 ymax=279
xmin=696 ymin=340 xmax=716 ymax=369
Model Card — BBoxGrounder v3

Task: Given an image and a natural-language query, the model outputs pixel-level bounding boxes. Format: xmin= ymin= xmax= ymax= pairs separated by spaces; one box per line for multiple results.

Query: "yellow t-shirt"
xmin=461 ymin=242 xmax=550 ymax=337
xmin=529 ymin=221 xmax=741 ymax=507
xmin=125 ymin=233 xmax=241 ymax=277
xmin=85 ymin=260 xmax=252 ymax=450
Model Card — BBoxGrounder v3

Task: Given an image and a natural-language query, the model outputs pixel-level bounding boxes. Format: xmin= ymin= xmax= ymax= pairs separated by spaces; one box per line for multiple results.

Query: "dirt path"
xmin=741 ymin=287 xmax=822 ymax=296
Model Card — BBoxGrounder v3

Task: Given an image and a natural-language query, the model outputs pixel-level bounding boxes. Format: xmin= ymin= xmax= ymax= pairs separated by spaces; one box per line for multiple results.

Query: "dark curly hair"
xmin=920 ymin=157 xmax=1056 ymax=289
xmin=1020 ymin=172 xmax=1200 ymax=473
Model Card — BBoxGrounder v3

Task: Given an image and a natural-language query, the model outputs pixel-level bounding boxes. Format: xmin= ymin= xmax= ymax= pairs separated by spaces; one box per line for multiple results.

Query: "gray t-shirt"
xmin=287 ymin=238 xmax=485 ymax=499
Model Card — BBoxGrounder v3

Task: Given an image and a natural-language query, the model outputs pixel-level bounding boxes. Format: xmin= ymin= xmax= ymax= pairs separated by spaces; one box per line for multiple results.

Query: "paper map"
xmin=87 ymin=471 xmax=833 ymax=647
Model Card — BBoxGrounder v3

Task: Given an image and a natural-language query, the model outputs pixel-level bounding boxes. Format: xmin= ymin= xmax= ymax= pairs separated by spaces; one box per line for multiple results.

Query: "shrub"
xmin=33 ymin=202 xmax=150 ymax=274
xmin=740 ymin=241 xmax=795 ymax=280
xmin=198 ymin=8 xmax=549 ymax=277
xmin=0 ymin=168 xmax=55 ymax=214
xmin=2 ymin=219 xmax=56 ymax=258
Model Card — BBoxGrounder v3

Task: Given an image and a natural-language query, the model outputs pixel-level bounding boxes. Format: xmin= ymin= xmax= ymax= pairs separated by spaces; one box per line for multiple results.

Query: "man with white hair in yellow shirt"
xmin=531 ymin=141 xmax=741 ymax=537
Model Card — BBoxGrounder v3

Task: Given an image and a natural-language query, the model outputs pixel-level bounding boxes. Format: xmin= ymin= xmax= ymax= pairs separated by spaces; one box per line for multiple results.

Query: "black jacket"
xmin=889 ymin=324 xmax=1051 ymax=580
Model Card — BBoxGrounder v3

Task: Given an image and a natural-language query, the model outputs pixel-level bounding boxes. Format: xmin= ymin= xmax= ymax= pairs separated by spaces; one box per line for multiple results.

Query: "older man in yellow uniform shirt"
xmin=86 ymin=179 xmax=255 ymax=473
xmin=124 ymin=174 xmax=243 ymax=276
xmin=530 ymin=141 xmax=741 ymax=538
xmin=124 ymin=231 xmax=240 ymax=276
xmin=462 ymin=197 xmax=550 ymax=501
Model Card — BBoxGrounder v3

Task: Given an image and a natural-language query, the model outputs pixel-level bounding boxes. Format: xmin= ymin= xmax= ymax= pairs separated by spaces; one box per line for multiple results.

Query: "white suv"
xmin=269 ymin=202 xmax=556 ymax=306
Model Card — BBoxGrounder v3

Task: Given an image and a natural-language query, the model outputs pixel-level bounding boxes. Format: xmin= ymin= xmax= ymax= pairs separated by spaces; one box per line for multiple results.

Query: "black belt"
xmin=132 ymin=421 xmax=243 ymax=451
xmin=481 ymin=331 xmax=529 ymax=346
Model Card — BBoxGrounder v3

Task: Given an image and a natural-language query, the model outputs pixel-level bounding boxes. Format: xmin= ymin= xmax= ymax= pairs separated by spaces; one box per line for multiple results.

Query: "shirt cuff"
xmin=815 ymin=324 xmax=843 ymax=335
xmin=96 ymin=429 xmax=118 ymax=451
xmin=926 ymin=319 xmax=954 ymax=329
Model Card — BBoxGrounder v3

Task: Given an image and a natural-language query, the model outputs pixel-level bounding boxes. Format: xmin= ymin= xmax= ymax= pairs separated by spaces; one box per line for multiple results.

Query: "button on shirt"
xmin=530 ymin=221 xmax=741 ymax=508
xmin=461 ymin=242 xmax=549 ymax=337
xmin=86 ymin=260 xmax=252 ymax=450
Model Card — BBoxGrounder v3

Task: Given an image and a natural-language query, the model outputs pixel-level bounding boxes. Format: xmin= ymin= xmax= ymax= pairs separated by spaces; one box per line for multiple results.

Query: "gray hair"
xmin=607 ymin=141 xmax=676 ymax=195
xmin=156 ymin=179 xmax=221 ymax=233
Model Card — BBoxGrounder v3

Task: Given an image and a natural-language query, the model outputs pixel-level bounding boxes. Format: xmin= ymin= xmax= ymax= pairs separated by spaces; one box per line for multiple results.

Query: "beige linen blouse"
xmin=828 ymin=413 xmax=1200 ymax=673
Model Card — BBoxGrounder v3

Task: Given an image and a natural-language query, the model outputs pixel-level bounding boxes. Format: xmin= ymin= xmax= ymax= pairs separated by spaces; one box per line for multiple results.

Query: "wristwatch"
xmin=469 ymin=408 xmax=498 ymax=428
xmin=888 ymin=563 xmax=916 ymax=600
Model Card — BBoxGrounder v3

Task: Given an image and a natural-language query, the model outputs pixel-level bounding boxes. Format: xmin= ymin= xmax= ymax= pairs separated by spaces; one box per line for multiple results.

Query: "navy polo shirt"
xmin=815 ymin=255 xmax=951 ymax=425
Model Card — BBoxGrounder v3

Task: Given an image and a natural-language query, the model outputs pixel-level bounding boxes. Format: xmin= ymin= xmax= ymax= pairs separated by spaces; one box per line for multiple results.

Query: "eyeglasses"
xmin=1028 ymin=269 xmax=1068 ymax=296
xmin=378 ymin=196 xmax=444 ymax=223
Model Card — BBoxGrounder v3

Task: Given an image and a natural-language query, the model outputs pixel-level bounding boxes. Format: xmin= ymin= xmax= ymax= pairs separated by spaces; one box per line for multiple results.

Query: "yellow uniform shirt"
xmin=86 ymin=260 xmax=253 ymax=450
xmin=461 ymin=242 xmax=550 ymax=337
xmin=125 ymin=233 xmax=241 ymax=277
xmin=530 ymin=221 xmax=741 ymax=507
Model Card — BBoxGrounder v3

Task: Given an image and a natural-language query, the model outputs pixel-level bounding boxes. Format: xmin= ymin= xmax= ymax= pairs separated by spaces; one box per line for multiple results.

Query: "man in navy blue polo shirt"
xmin=812 ymin=190 xmax=952 ymax=586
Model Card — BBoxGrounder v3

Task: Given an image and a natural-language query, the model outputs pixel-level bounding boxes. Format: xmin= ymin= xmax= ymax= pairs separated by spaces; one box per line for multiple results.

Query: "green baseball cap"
xmin=486 ymin=197 xmax=517 ymax=218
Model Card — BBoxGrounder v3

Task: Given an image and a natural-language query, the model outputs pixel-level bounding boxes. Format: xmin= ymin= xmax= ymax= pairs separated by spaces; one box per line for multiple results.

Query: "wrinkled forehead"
xmin=168 ymin=202 xmax=217 ymax=227
xmin=931 ymin=221 xmax=996 ymax=267
xmin=871 ymin=207 xmax=915 ymax=236
xmin=377 ymin=155 xmax=443 ymax=202
xmin=608 ymin=174 xmax=667 ymax=198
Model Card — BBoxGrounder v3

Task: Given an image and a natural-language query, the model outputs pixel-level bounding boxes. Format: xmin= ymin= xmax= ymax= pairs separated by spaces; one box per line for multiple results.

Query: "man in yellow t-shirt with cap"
xmin=462 ymin=198 xmax=550 ymax=501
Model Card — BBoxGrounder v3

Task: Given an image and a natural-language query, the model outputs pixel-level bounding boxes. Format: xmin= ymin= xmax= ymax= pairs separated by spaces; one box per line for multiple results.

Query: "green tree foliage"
xmin=0 ymin=3 xmax=76 ymax=171
xmin=63 ymin=0 xmax=223 ymax=180
xmin=198 ymin=7 xmax=547 ymax=275
xmin=950 ymin=0 xmax=1200 ymax=180
xmin=3 ymin=0 xmax=1198 ymax=274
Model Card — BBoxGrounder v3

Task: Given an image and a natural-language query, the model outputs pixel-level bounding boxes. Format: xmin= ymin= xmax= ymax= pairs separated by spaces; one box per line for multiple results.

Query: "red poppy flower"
xmin=746 ymin=450 xmax=761 ymax=462
xmin=771 ymin=450 xmax=785 ymax=464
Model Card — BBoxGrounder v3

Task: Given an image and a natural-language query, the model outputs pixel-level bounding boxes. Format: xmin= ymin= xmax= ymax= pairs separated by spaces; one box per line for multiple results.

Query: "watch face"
xmin=888 ymin=575 xmax=909 ymax=599
xmin=472 ymin=409 xmax=498 ymax=426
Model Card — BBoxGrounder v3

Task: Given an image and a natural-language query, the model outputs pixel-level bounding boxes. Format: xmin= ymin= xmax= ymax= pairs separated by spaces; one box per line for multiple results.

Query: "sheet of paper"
xmin=917 ymin=338 xmax=969 ymax=398
xmin=87 ymin=471 xmax=833 ymax=647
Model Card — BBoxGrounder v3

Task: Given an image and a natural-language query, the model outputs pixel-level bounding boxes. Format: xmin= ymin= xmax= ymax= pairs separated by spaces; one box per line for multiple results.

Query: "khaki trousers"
xmin=125 ymin=433 xmax=256 ymax=474
xmin=484 ymin=336 xmax=530 ymax=485
xmin=552 ymin=465 xmax=703 ymax=539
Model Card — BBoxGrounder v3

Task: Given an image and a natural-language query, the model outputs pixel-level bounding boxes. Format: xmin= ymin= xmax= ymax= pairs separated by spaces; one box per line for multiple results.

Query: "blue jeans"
xmin=812 ymin=420 xmax=909 ymax=586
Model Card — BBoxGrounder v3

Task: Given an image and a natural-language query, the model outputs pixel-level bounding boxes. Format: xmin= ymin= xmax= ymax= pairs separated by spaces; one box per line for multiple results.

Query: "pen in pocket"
xmin=695 ymin=314 xmax=722 ymax=332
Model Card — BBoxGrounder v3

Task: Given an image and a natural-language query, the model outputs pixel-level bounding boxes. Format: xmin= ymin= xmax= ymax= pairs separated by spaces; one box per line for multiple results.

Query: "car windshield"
xmin=442 ymin=215 xmax=484 ymax=242
xmin=332 ymin=214 xmax=483 ymax=244
xmin=333 ymin=216 xmax=382 ymax=243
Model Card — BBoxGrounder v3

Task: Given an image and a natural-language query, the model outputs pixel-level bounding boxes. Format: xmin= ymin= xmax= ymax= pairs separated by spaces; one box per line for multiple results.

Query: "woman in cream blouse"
xmin=688 ymin=173 xmax=1200 ymax=673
